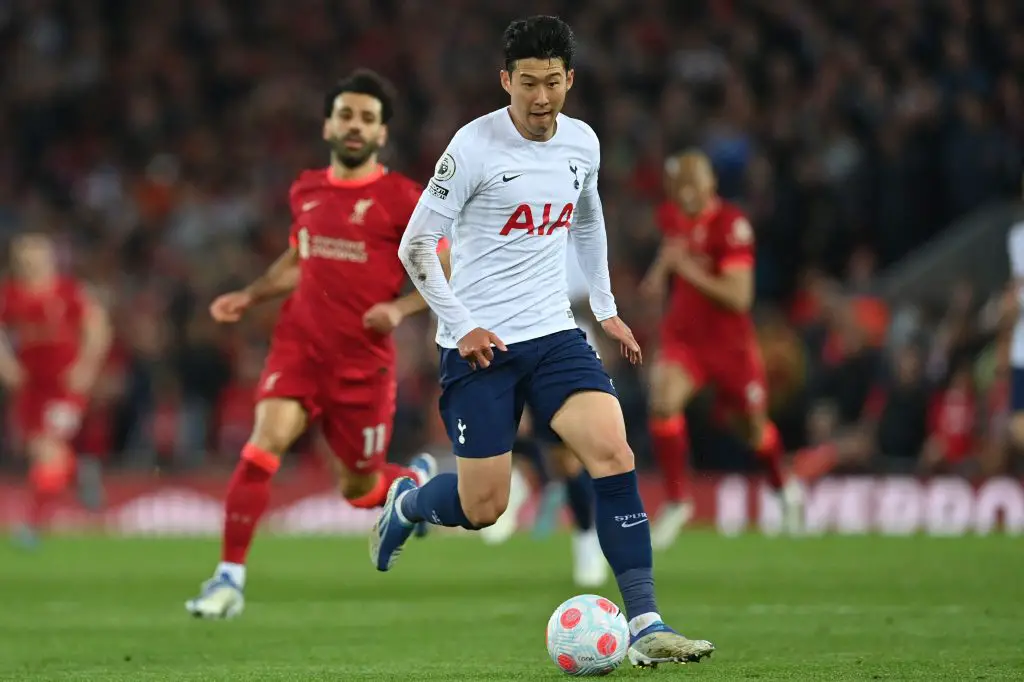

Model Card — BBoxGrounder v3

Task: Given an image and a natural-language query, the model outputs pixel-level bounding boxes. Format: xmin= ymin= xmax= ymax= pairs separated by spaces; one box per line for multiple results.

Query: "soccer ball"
xmin=545 ymin=594 xmax=630 ymax=676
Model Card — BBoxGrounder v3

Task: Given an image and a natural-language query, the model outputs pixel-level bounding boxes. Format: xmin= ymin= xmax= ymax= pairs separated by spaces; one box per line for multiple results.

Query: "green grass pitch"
xmin=0 ymin=533 xmax=1021 ymax=680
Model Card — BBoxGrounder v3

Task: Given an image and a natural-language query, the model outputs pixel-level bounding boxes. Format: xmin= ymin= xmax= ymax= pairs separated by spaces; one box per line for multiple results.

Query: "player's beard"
xmin=331 ymin=137 xmax=381 ymax=169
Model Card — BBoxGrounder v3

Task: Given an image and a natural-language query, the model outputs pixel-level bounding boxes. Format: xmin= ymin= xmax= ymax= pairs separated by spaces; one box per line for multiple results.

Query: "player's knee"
xmin=250 ymin=399 xmax=306 ymax=456
xmin=27 ymin=435 xmax=65 ymax=464
xmin=582 ymin=437 xmax=634 ymax=479
xmin=648 ymin=373 xmax=691 ymax=419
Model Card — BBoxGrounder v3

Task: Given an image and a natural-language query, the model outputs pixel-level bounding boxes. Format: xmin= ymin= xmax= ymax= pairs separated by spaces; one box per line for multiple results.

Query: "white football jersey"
xmin=1008 ymin=221 xmax=1024 ymax=366
xmin=418 ymin=108 xmax=604 ymax=347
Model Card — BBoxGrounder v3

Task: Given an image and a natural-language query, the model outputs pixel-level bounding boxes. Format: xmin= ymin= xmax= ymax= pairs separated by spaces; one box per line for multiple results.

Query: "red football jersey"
xmin=279 ymin=165 xmax=421 ymax=375
xmin=0 ymin=277 xmax=86 ymax=384
xmin=658 ymin=199 xmax=757 ymax=351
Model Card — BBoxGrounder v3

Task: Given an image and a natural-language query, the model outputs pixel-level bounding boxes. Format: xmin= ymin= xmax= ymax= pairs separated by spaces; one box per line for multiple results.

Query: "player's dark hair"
xmin=502 ymin=15 xmax=576 ymax=73
xmin=323 ymin=69 xmax=396 ymax=123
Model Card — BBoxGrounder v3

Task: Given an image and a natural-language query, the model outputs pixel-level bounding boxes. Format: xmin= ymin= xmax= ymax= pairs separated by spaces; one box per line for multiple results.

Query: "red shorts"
xmin=13 ymin=386 xmax=88 ymax=442
xmin=659 ymin=341 xmax=767 ymax=418
xmin=256 ymin=340 xmax=397 ymax=473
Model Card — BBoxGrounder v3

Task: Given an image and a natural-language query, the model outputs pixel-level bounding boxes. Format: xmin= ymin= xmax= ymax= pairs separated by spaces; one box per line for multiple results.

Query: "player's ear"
xmin=500 ymin=70 xmax=512 ymax=95
xmin=377 ymin=124 xmax=388 ymax=147
xmin=566 ymin=69 xmax=574 ymax=91
xmin=321 ymin=119 xmax=331 ymax=143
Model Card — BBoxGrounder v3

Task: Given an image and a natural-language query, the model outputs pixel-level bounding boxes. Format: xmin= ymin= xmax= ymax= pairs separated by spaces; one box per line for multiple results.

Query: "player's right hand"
xmin=457 ymin=327 xmax=507 ymax=370
xmin=209 ymin=291 xmax=254 ymax=323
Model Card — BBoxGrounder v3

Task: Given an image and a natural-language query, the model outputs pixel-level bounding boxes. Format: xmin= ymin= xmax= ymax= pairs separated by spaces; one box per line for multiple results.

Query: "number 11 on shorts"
xmin=362 ymin=423 xmax=387 ymax=458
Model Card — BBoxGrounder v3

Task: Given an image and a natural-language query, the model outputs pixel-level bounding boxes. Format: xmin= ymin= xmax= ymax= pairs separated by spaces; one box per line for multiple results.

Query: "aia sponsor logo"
xmin=500 ymin=202 xmax=574 ymax=236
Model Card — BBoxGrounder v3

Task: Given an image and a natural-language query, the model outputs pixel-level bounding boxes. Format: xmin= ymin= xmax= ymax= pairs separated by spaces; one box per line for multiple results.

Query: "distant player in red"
xmin=186 ymin=70 xmax=449 ymax=618
xmin=0 ymin=233 xmax=112 ymax=546
xmin=640 ymin=150 xmax=798 ymax=548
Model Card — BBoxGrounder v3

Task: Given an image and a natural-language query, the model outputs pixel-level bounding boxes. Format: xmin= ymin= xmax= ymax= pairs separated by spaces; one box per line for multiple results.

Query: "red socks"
xmin=649 ymin=416 xmax=690 ymax=503
xmin=28 ymin=449 xmax=72 ymax=530
xmin=221 ymin=444 xmax=279 ymax=564
xmin=755 ymin=421 xmax=785 ymax=490
xmin=347 ymin=463 xmax=417 ymax=509
xmin=221 ymin=447 xmax=421 ymax=563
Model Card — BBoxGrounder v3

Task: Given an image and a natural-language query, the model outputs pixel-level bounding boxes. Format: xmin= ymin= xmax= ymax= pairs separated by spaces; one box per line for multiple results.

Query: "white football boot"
xmin=185 ymin=571 xmax=245 ymax=619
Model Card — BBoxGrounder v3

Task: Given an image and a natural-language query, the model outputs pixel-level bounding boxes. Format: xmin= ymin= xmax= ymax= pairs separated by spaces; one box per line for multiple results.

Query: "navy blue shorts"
xmin=1012 ymin=368 xmax=1024 ymax=411
xmin=438 ymin=328 xmax=617 ymax=458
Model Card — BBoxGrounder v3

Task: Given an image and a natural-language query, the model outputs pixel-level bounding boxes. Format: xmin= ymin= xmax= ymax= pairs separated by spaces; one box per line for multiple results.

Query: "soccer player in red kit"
xmin=186 ymin=70 xmax=447 ymax=619
xmin=641 ymin=150 xmax=800 ymax=549
xmin=0 ymin=233 xmax=112 ymax=546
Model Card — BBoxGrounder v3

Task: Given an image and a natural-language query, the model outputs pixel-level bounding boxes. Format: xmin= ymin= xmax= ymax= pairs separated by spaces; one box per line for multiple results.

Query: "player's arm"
xmin=571 ymin=156 xmax=642 ymax=364
xmin=669 ymin=217 xmax=755 ymax=313
xmin=67 ymin=289 xmax=113 ymax=394
xmin=243 ymin=246 xmax=300 ymax=303
xmin=363 ymin=242 xmax=450 ymax=334
xmin=388 ymin=242 xmax=453 ymax=318
xmin=211 ymin=246 xmax=299 ymax=323
xmin=398 ymin=203 xmax=478 ymax=342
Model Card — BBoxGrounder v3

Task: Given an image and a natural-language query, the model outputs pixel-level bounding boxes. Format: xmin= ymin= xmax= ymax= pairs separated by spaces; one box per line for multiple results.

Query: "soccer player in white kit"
xmin=370 ymin=15 xmax=715 ymax=666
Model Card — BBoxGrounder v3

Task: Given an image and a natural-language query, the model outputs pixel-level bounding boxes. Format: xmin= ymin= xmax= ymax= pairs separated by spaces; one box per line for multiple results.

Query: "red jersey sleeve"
xmin=717 ymin=207 xmax=755 ymax=272
xmin=437 ymin=237 xmax=450 ymax=254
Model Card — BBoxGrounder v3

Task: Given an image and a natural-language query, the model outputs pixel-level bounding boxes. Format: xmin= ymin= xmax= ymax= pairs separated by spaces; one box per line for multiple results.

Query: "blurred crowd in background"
xmin=1 ymin=0 xmax=1022 ymax=476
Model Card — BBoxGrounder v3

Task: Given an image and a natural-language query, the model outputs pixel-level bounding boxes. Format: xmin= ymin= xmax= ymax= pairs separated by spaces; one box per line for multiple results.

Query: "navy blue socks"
xmin=592 ymin=470 xmax=658 ymax=621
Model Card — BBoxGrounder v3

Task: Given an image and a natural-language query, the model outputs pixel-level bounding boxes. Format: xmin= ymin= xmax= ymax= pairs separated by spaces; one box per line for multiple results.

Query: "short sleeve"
xmin=719 ymin=211 xmax=755 ymax=271
xmin=417 ymin=128 xmax=481 ymax=220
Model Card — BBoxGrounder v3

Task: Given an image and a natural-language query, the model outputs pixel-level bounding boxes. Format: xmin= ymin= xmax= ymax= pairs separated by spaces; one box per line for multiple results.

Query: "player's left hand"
xmin=600 ymin=316 xmax=642 ymax=366
xmin=363 ymin=302 xmax=404 ymax=335
xmin=65 ymin=362 xmax=98 ymax=395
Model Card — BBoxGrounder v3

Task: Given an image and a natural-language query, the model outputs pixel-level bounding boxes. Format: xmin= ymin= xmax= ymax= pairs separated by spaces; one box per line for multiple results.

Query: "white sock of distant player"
xmin=216 ymin=561 xmax=246 ymax=589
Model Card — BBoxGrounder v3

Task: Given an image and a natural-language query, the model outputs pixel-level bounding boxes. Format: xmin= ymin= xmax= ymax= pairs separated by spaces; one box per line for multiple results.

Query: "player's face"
xmin=323 ymin=92 xmax=387 ymax=169
xmin=501 ymin=58 xmax=574 ymax=140
xmin=675 ymin=158 xmax=716 ymax=216
xmin=11 ymin=235 xmax=56 ymax=282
